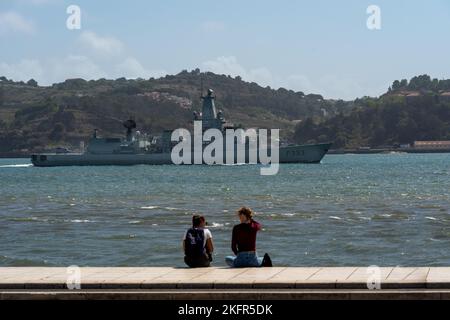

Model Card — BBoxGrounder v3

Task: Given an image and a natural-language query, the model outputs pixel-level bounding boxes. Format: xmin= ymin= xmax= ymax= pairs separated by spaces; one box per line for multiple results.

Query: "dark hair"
xmin=192 ymin=215 xmax=205 ymax=227
xmin=237 ymin=207 xmax=254 ymax=220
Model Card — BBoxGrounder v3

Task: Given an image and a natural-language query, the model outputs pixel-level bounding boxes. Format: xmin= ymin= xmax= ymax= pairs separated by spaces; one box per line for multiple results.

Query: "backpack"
xmin=185 ymin=228 xmax=206 ymax=257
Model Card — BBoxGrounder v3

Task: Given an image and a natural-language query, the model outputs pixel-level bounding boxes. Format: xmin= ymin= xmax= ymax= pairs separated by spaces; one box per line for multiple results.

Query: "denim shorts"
xmin=225 ymin=252 xmax=263 ymax=268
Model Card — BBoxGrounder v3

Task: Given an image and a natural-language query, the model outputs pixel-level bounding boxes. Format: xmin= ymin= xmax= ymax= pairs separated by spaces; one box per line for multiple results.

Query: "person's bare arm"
xmin=231 ymin=227 xmax=238 ymax=255
xmin=206 ymin=238 xmax=214 ymax=254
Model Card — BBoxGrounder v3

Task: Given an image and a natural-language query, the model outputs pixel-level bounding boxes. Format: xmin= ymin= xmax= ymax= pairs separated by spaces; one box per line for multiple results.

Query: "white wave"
xmin=163 ymin=207 xmax=179 ymax=211
xmin=140 ymin=206 xmax=159 ymax=210
xmin=0 ymin=164 xmax=33 ymax=168
xmin=128 ymin=220 xmax=141 ymax=224
xmin=69 ymin=219 xmax=91 ymax=223
xmin=12 ymin=216 xmax=41 ymax=222
xmin=329 ymin=216 xmax=342 ymax=220
xmin=209 ymin=222 xmax=224 ymax=228
xmin=425 ymin=216 xmax=437 ymax=221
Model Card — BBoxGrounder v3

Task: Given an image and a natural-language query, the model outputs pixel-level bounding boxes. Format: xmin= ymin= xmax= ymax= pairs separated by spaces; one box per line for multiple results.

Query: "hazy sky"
xmin=1 ymin=0 xmax=450 ymax=99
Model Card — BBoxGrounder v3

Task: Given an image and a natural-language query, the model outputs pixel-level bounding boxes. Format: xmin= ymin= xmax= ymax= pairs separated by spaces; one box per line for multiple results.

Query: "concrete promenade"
xmin=2 ymin=267 xmax=450 ymax=299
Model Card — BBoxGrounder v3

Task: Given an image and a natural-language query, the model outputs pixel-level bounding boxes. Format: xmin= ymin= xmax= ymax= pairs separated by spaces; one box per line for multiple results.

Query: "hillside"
xmin=4 ymin=72 xmax=449 ymax=154
xmin=294 ymin=75 xmax=450 ymax=148
xmin=0 ymin=70 xmax=352 ymax=154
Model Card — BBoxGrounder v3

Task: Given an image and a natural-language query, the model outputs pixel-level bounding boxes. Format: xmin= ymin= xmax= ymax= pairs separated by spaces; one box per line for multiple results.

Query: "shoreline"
xmin=329 ymin=148 xmax=450 ymax=154
xmin=2 ymin=149 xmax=450 ymax=159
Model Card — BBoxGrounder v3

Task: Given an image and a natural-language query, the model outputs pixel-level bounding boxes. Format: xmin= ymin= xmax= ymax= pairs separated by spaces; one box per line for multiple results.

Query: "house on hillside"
xmin=413 ymin=141 xmax=450 ymax=149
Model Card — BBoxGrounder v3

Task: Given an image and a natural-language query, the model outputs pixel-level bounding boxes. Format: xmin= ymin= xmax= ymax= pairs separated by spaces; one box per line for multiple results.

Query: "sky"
xmin=1 ymin=0 xmax=450 ymax=100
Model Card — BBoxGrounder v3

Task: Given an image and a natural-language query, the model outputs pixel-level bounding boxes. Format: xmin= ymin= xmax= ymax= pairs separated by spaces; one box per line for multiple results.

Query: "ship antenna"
xmin=200 ymin=73 xmax=204 ymax=99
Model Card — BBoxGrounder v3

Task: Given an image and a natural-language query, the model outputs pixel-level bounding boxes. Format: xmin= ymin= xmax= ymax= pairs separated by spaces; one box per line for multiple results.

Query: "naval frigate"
xmin=31 ymin=89 xmax=331 ymax=167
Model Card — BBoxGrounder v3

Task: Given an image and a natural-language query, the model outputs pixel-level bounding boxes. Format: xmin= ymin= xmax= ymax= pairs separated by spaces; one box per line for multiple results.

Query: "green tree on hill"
xmin=294 ymin=78 xmax=450 ymax=149
xmin=390 ymin=75 xmax=450 ymax=93
xmin=27 ymin=79 xmax=38 ymax=87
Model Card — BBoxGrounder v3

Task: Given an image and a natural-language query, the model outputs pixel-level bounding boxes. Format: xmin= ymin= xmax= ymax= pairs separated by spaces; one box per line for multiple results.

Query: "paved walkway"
xmin=2 ymin=267 xmax=450 ymax=299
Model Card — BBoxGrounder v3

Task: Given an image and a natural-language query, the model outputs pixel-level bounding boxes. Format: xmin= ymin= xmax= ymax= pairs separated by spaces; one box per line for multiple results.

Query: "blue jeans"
xmin=225 ymin=252 xmax=263 ymax=268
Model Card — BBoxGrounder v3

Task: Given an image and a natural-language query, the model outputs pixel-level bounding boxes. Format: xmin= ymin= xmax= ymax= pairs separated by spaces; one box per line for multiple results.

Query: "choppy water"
xmin=1 ymin=153 xmax=450 ymax=267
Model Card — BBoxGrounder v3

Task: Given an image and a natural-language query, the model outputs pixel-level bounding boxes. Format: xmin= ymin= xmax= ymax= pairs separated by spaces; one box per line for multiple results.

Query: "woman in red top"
xmin=225 ymin=207 xmax=266 ymax=267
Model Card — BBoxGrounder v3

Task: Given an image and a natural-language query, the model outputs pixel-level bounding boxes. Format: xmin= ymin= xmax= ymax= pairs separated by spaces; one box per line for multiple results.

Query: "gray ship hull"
xmin=31 ymin=143 xmax=331 ymax=167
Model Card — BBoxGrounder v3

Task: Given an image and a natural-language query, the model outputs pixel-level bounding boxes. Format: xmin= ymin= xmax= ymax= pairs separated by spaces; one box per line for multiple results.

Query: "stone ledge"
xmin=1 ymin=267 xmax=450 ymax=293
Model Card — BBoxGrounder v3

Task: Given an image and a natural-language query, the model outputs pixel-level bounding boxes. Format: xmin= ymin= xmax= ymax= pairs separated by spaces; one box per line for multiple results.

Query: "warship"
xmin=31 ymin=89 xmax=331 ymax=167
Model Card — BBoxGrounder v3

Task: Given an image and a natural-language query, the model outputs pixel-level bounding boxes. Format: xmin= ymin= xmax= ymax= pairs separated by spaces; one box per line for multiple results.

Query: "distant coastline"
xmin=2 ymin=73 xmax=450 ymax=155
xmin=329 ymin=148 xmax=450 ymax=155
xmin=0 ymin=153 xmax=29 ymax=159
xmin=2 ymin=148 xmax=450 ymax=159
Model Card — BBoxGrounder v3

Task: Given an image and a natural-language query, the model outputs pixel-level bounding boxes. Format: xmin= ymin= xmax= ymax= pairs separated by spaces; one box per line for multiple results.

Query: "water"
xmin=1 ymin=153 xmax=450 ymax=267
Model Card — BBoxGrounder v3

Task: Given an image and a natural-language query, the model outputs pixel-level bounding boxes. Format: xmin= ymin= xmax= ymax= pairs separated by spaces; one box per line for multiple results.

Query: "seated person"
xmin=183 ymin=215 xmax=214 ymax=268
xmin=225 ymin=207 xmax=271 ymax=268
